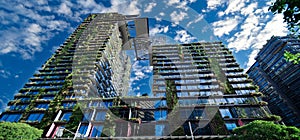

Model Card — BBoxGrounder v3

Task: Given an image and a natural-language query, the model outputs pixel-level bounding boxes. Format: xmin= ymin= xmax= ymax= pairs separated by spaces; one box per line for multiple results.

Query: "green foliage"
xmin=62 ymin=104 xmax=83 ymax=138
xmin=165 ymin=80 xmax=178 ymax=109
xmin=208 ymin=57 xmax=235 ymax=94
xmin=269 ymin=1 xmax=300 ymax=64
xmin=267 ymin=114 xmax=282 ymax=122
xmin=209 ymin=57 xmax=226 ymax=83
xmin=171 ymin=126 xmax=185 ymax=136
xmin=101 ymin=112 xmax=116 ymax=137
xmin=226 ymin=120 xmax=300 ymax=140
xmin=269 ymin=0 xmax=300 ymax=36
xmin=209 ymin=112 xmax=228 ymax=135
xmin=284 ymin=51 xmax=300 ymax=64
xmin=0 ymin=122 xmax=43 ymax=140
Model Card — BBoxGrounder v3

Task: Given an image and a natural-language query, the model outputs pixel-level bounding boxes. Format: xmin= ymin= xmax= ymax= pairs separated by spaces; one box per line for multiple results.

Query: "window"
xmin=35 ymin=103 xmax=49 ymax=109
xmin=104 ymin=101 xmax=112 ymax=107
xmin=41 ymin=96 xmax=54 ymax=100
xmin=94 ymin=111 xmax=106 ymax=121
xmin=90 ymin=101 xmax=99 ymax=107
xmin=155 ymin=124 xmax=165 ymax=136
xmin=82 ymin=111 xmax=93 ymax=121
xmin=154 ymin=110 xmax=167 ymax=120
xmin=190 ymin=109 xmax=204 ymax=119
xmin=90 ymin=125 xmax=103 ymax=137
xmin=9 ymin=104 xmax=28 ymax=110
xmin=27 ymin=113 xmax=44 ymax=122
xmin=0 ymin=114 xmax=22 ymax=122
xmin=62 ymin=102 xmax=75 ymax=109
xmin=78 ymin=124 xmax=88 ymax=136
xmin=225 ymin=123 xmax=237 ymax=130
xmin=60 ymin=112 xmax=72 ymax=121
xmin=154 ymin=100 xmax=167 ymax=108
xmin=16 ymin=97 xmax=31 ymax=102
xmin=180 ymin=109 xmax=193 ymax=119
xmin=219 ymin=109 xmax=232 ymax=118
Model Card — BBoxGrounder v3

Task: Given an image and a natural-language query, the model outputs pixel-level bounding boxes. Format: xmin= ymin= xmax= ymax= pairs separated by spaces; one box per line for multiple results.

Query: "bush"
xmin=226 ymin=120 xmax=300 ymax=140
xmin=0 ymin=122 xmax=43 ymax=140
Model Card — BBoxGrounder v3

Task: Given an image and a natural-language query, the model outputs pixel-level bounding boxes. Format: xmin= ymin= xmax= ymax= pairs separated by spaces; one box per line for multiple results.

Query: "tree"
xmin=0 ymin=122 xmax=43 ymax=140
xmin=269 ymin=0 xmax=300 ymax=64
xmin=269 ymin=0 xmax=300 ymax=36
xmin=226 ymin=120 xmax=300 ymax=140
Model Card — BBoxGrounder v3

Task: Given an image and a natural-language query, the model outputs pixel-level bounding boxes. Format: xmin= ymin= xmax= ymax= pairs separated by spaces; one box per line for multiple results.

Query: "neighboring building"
xmin=247 ymin=36 xmax=300 ymax=127
xmin=0 ymin=13 xmax=273 ymax=139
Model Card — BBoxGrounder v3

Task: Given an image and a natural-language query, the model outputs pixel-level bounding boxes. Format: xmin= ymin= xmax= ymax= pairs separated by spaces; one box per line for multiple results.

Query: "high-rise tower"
xmin=0 ymin=13 xmax=275 ymax=139
xmin=247 ymin=36 xmax=300 ymax=127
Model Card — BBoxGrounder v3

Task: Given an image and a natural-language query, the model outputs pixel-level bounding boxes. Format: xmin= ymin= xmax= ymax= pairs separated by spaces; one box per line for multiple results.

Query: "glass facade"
xmin=247 ymin=36 xmax=300 ymax=127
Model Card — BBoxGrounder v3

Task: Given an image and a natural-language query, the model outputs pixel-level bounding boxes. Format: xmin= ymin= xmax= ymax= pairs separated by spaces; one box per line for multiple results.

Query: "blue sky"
xmin=0 ymin=0 xmax=288 ymax=112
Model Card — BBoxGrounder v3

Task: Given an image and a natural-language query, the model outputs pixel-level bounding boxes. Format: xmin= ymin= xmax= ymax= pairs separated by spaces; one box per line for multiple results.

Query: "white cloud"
xmin=187 ymin=14 xmax=204 ymax=27
xmin=77 ymin=0 xmax=98 ymax=8
xmin=170 ymin=11 xmax=188 ymax=25
xmin=208 ymin=0 xmax=288 ymax=70
xmin=224 ymin=0 xmax=247 ymax=15
xmin=0 ymin=0 xmax=143 ymax=59
xmin=27 ymin=24 xmax=42 ymax=33
xmin=144 ymin=2 xmax=157 ymax=13
xmin=240 ymin=2 xmax=258 ymax=16
xmin=57 ymin=2 xmax=73 ymax=15
xmin=224 ymin=11 xmax=287 ymax=69
xmin=36 ymin=0 xmax=48 ymax=5
xmin=167 ymin=0 xmax=180 ymax=5
xmin=246 ymin=49 xmax=259 ymax=71
xmin=106 ymin=0 xmax=140 ymax=15
xmin=217 ymin=11 xmax=225 ymax=17
xmin=149 ymin=25 xmax=169 ymax=36
xmin=206 ymin=0 xmax=226 ymax=11
xmin=47 ymin=20 xmax=69 ymax=31
xmin=245 ymin=14 xmax=287 ymax=69
xmin=0 ymin=1 xmax=72 ymax=59
xmin=174 ymin=30 xmax=197 ymax=43
xmin=130 ymin=61 xmax=153 ymax=82
xmin=212 ymin=16 xmax=241 ymax=37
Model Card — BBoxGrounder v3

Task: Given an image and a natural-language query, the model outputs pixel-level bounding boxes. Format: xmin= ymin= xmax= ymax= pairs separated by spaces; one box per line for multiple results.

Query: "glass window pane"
xmin=219 ymin=109 xmax=232 ymax=118
xmin=225 ymin=123 xmax=237 ymax=130
xmin=94 ymin=111 xmax=106 ymax=121
xmin=61 ymin=112 xmax=72 ymax=121
xmin=155 ymin=124 xmax=165 ymax=136
xmin=91 ymin=125 xmax=103 ymax=137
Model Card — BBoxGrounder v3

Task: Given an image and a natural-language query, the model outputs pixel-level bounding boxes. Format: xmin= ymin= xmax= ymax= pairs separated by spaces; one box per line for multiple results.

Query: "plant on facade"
xmin=165 ymin=80 xmax=178 ymax=109
xmin=251 ymin=92 xmax=263 ymax=97
xmin=178 ymin=46 xmax=184 ymax=61
xmin=236 ymin=107 xmax=247 ymax=118
xmin=267 ymin=114 xmax=282 ymax=122
xmin=101 ymin=111 xmax=116 ymax=137
xmin=259 ymin=101 xmax=268 ymax=105
xmin=208 ymin=57 xmax=235 ymax=94
xmin=226 ymin=120 xmax=300 ymax=140
xmin=0 ymin=122 xmax=43 ymax=140
xmin=284 ymin=50 xmax=300 ymax=64
xmin=209 ymin=111 xmax=229 ymax=135
xmin=62 ymin=104 xmax=83 ymax=138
